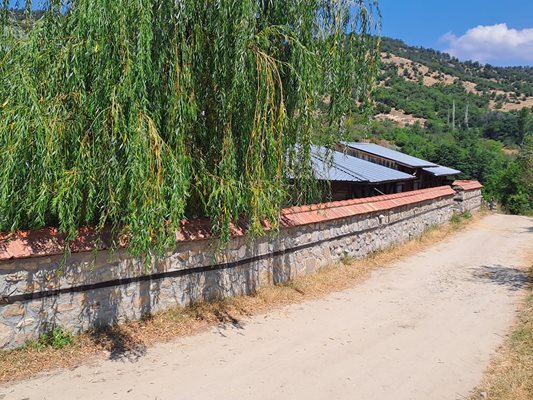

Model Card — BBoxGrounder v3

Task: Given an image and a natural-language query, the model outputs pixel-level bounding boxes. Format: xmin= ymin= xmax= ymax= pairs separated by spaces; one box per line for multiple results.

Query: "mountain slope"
xmin=380 ymin=37 xmax=533 ymax=99
xmin=374 ymin=37 xmax=533 ymax=137
xmin=343 ymin=38 xmax=533 ymax=215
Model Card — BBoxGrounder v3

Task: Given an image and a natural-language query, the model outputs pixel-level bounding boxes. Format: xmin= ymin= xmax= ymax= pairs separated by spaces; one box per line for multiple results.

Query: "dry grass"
xmin=0 ymin=214 xmax=479 ymax=384
xmin=469 ymin=264 xmax=533 ymax=400
xmin=499 ymin=97 xmax=533 ymax=112
xmin=375 ymin=107 xmax=427 ymax=127
xmin=380 ymin=53 xmax=457 ymax=87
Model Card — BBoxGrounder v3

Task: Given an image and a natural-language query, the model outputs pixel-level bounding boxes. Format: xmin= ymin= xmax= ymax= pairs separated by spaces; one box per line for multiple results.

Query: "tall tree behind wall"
xmin=0 ymin=0 xmax=380 ymax=258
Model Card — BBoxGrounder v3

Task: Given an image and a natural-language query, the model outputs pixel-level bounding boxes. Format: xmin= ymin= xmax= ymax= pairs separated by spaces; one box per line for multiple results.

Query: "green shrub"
xmin=451 ymin=211 xmax=472 ymax=225
xmin=507 ymin=193 xmax=532 ymax=215
xmin=450 ymin=213 xmax=462 ymax=225
xmin=27 ymin=327 xmax=74 ymax=351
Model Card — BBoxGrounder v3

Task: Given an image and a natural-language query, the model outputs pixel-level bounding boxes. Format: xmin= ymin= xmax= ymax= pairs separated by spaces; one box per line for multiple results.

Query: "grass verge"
xmin=469 ymin=265 xmax=533 ymax=400
xmin=0 ymin=213 xmax=479 ymax=384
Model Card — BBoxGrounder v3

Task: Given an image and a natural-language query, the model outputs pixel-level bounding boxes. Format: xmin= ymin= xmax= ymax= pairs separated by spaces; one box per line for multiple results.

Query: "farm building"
xmin=310 ymin=145 xmax=415 ymax=200
xmin=337 ymin=142 xmax=461 ymax=191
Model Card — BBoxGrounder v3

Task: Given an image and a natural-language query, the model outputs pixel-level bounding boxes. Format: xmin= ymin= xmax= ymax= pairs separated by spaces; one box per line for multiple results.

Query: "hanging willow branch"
xmin=0 ymin=0 xmax=381 ymax=258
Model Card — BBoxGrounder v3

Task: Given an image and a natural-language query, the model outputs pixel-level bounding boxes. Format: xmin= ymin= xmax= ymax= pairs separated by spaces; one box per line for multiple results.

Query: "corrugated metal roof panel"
xmin=311 ymin=155 xmax=365 ymax=182
xmin=311 ymin=146 xmax=415 ymax=183
xmin=423 ymin=165 xmax=461 ymax=176
xmin=343 ymin=142 xmax=437 ymax=168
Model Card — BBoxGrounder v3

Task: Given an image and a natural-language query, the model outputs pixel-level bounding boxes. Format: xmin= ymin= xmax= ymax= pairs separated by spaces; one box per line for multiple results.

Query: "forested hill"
xmin=373 ymin=37 xmax=533 ymax=147
xmin=381 ymin=37 xmax=533 ymax=98
xmin=345 ymin=37 xmax=533 ymax=215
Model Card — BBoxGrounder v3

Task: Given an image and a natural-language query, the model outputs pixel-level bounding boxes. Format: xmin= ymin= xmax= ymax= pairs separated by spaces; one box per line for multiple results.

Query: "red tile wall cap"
xmin=0 ymin=186 xmax=456 ymax=262
xmin=0 ymin=226 xmax=116 ymax=262
xmin=281 ymin=186 xmax=454 ymax=218
xmin=279 ymin=186 xmax=455 ymax=228
xmin=452 ymin=180 xmax=483 ymax=191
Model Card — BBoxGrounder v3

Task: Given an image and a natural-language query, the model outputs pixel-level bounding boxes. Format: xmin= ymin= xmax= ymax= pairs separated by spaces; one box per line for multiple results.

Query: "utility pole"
xmin=452 ymin=100 xmax=456 ymax=130
xmin=464 ymin=103 xmax=469 ymax=129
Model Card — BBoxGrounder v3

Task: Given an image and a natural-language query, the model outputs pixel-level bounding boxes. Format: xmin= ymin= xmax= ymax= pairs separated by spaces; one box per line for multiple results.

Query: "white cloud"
xmin=440 ymin=23 xmax=533 ymax=66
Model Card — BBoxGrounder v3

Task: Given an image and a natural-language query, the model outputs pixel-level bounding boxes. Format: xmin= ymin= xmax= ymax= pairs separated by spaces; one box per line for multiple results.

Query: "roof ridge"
xmin=343 ymin=142 xmax=438 ymax=168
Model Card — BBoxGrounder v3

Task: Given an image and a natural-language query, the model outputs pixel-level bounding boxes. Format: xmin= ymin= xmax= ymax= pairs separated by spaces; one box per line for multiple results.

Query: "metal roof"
xmin=343 ymin=142 xmax=437 ymax=168
xmin=423 ymin=165 xmax=461 ymax=176
xmin=311 ymin=146 xmax=415 ymax=183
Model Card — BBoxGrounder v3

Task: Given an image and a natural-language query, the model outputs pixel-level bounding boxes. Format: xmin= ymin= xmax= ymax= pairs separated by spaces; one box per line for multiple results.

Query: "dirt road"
xmin=3 ymin=214 xmax=532 ymax=400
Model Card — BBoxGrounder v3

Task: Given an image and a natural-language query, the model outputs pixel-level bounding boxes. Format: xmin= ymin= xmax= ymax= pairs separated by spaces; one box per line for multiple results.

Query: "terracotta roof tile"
xmin=452 ymin=180 xmax=483 ymax=191
xmin=0 ymin=186 xmax=457 ymax=261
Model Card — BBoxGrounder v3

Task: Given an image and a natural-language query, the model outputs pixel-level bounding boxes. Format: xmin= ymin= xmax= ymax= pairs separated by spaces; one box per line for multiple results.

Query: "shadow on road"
xmin=471 ymin=265 xmax=531 ymax=291
xmin=88 ymin=326 xmax=147 ymax=362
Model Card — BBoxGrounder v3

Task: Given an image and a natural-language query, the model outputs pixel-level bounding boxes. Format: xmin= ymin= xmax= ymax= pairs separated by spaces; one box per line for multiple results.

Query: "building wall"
xmin=338 ymin=144 xmax=458 ymax=192
xmin=0 ymin=185 xmax=482 ymax=349
xmin=330 ymin=182 xmax=401 ymax=200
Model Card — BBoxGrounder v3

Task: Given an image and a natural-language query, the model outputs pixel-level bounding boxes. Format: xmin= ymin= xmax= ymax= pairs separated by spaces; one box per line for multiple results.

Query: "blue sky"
xmin=378 ymin=0 xmax=533 ymax=66
xmin=8 ymin=0 xmax=533 ymax=66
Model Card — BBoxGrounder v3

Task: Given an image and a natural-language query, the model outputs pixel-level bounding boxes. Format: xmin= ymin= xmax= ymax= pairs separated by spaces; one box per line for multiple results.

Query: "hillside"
xmin=381 ymin=37 xmax=533 ymax=98
xmin=374 ymin=37 xmax=533 ymax=146
xmin=339 ymin=37 xmax=533 ymax=215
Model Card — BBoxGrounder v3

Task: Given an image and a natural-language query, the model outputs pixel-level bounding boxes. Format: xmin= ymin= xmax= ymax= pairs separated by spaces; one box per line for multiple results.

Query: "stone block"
xmin=16 ymin=318 xmax=35 ymax=329
xmin=176 ymin=251 xmax=190 ymax=262
xmin=57 ymin=303 xmax=75 ymax=313
xmin=5 ymin=271 xmax=28 ymax=283
xmin=2 ymin=304 xmax=25 ymax=318
xmin=0 ymin=323 xmax=12 ymax=348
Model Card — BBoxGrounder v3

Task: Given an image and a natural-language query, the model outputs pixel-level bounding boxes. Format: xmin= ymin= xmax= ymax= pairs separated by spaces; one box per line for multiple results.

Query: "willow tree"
xmin=0 ymin=1 xmax=380 ymax=257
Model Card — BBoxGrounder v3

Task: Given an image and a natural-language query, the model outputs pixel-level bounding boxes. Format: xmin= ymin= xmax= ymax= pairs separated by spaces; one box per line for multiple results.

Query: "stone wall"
xmin=452 ymin=180 xmax=484 ymax=213
xmin=460 ymin=189 xmax=483 ymax=213
xmin=0 ymin=184 xmax=482 ymax=349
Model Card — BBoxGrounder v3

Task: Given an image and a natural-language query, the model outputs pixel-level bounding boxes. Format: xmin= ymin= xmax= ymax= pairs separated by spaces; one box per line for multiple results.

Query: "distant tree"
xmin=517 ymin=136 xmax=533 ymax=209
xmin=518 ymin=108 xmax=532 ymax=148
xmin=485 ymin=136 xmax=533 ymax=214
